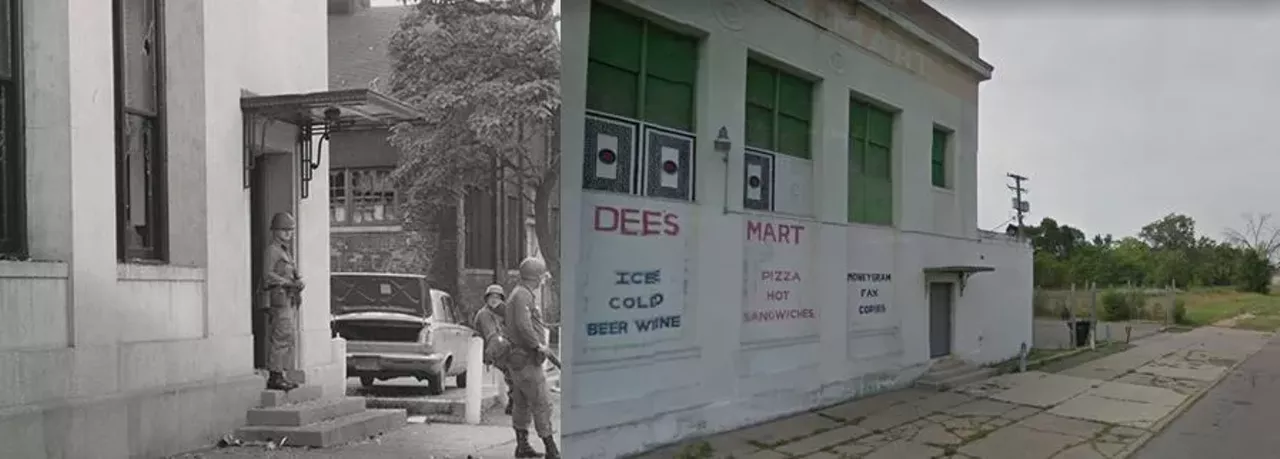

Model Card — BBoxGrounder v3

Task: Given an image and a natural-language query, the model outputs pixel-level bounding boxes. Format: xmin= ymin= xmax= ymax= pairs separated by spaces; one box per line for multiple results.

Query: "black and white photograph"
xmin=0 ymin=0 xmax=560 ymax=457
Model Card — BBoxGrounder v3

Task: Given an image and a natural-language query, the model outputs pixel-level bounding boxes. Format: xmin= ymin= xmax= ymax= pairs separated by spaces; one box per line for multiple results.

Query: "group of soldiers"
xmin=473 ymin=257 xmax=560 ymax=459
xmin=258 ymin=212 xmax=558 ymax=458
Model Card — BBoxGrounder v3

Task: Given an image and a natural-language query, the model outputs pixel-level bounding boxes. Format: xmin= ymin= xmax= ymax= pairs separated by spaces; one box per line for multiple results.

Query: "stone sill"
xmin=117 ymin=263 xmax=207 ymax=282
xmin=0 ymin=260 xmax=69 ymax=279
xmin=331 ymin=225 xmax=403 ymax=234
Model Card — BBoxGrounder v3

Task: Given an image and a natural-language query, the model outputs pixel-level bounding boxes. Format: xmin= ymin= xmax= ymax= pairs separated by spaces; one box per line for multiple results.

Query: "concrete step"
xmin=235 ymin=408 xmax=407 ymax=448
xmin=247 ymin=397 xmax=368 ymax=427
xmin=260 ymin=384 xmax=324 ymax=408
xmin=924 ymin=362 xmax=983 ymax=382
xmin=916 ymin=367 xmax=996 ymax=391
xmin=360 ymin=385 xmax=504 ymax=417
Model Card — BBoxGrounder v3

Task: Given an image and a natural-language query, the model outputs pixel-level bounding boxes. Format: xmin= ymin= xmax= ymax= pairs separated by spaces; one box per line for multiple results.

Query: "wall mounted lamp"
xmin=714 ymin=126 xmax=732 ymax=161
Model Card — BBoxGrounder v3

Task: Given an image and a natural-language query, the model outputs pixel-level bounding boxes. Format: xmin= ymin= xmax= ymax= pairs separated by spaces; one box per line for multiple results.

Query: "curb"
xmin=1115 ymin=336 xmax=1270 ymax=458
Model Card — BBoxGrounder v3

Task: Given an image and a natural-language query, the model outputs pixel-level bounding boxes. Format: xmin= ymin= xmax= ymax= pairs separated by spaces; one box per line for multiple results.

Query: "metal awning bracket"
xmin=239 ymin=88 xmax=425 ymax=198
xmin=923 ymin=265 xmax=995 ymax=296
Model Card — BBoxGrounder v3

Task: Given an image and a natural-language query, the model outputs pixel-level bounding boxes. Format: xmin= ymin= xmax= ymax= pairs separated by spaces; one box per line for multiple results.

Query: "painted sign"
xmin=847 ymin=228 xmax=898 ymax=332
xmin=742 ymin=148 xmax=813 ymax=216
xmin=742 ymin=217 xmax=817 ymax=342
xmin=580 ymin=192 xmax=690 ymax=347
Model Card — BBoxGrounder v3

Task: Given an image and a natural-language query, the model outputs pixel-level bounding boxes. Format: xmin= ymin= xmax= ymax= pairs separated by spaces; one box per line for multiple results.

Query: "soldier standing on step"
xmin=262 ymin=212 xmax=305 ymax=391
xmin=502 ymin=257 xmax=558 ymax=459
xmin=473 ymin=284 xmax=516 ymax=415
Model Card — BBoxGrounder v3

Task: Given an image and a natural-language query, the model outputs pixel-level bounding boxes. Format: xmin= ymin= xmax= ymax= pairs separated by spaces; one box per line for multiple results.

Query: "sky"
xmin=927 ymin=0 xmax=1280 ymax=241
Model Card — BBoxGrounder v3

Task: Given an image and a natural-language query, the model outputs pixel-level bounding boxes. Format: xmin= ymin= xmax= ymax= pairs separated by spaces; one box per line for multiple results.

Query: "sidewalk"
xmin=169 ymin=390 xmax=561 ymax=459
xmin=638 ymin=327 xmax=1271 ymax=459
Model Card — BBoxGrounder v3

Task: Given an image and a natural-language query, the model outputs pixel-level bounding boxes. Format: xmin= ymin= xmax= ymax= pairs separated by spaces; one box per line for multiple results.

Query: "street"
xmin=1134 ymin=332 xmax=1280 ymax=458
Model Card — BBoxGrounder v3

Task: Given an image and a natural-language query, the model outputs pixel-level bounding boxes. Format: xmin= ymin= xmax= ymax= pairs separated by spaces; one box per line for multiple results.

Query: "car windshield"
xmin=330 ymin=274 xmax=432 ymax=318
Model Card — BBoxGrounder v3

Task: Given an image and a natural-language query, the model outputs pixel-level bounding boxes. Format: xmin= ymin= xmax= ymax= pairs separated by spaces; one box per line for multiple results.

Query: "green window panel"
xmin=848 ymin=99 xmax=895 ymax=225
xmin=586 ymin=3 xmax=697 ymax=132
xmin=931 ymin=128 xmax=949 ymax=188
xmin=743 ymin=58 xmax=812 ymax=159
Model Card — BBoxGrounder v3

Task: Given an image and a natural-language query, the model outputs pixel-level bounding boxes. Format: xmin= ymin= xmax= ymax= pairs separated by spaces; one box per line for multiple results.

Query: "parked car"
xmin=330 ymin=272 xmax=476 ymax=395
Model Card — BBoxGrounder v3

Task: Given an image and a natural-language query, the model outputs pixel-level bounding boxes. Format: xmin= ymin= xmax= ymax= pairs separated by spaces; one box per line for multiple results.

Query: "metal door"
xmin=929 ymin=282 xmax=953 ymax=358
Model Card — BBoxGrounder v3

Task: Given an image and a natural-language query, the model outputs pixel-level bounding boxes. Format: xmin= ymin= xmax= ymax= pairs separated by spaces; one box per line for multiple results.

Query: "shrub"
xmin=1173 ymin=297 xmax=1188 ymax=324
xmin=1101 ymin=289 xmax=1132 ymax=321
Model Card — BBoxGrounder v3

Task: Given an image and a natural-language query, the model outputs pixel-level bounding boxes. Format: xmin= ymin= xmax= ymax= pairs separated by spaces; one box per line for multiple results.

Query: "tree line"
xmin=1029 ymin=213 xmax=1279 ymax=294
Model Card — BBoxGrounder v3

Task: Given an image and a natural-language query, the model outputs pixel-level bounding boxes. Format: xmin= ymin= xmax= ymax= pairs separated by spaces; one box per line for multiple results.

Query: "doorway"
xmin=928 ymin=282 xmax=954 ymax=358
xmin=249 ymin=146 xmax=299 ymax=369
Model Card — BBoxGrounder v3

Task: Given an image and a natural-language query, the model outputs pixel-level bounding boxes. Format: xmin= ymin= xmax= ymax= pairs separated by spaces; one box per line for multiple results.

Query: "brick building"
xmin=326 ymin=0 xmax=554 ymax=310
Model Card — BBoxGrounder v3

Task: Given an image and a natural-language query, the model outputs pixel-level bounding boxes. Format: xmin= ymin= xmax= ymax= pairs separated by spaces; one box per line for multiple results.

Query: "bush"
xmin=1101 ymin=289 xmax=1133 ymax=321
xmin=1173 ymin=298 xmax=1187 ymax=324
xmin=1235 ymin=249 xmax=1273 ymax=294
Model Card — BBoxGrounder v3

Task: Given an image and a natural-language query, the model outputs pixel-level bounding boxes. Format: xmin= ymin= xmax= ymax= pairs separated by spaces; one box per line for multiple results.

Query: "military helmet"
xmin=270 ymin=212 xmax=296 ymax=230
xmin=518 ymin=257 xmax=547 ymax=281
xmin=484 ymin=284 xmax=506 ymax=300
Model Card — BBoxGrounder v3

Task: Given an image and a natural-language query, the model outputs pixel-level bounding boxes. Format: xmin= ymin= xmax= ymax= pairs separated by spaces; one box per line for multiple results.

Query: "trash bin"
xmin=1071 ymin=320 xmax=1092 ymax=347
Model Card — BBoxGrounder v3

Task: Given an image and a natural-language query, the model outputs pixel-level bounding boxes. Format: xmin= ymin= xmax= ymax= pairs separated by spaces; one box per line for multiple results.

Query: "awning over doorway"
xmin=240 ymin=88 xmax=425 ymax=131
xmin=923 ymin=265 xmax=995 ymax=295
xmin=238 ymin=88 xmax=424 ymax=197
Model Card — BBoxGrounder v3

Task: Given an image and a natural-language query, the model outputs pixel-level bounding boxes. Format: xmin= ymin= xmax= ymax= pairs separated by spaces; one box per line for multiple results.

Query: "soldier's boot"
xmin=266 ymin=372 xmax=298 ymax=391
xmin=513 ymin=429 xmax=544 ymax=458
xmin=541 ymin=436 xmax=561 ymax=459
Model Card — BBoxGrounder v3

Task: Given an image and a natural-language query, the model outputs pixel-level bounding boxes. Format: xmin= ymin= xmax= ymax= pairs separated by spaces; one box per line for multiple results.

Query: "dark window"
xmin=586 ymin=2 xmax=698 ymax=132
xmin=745 ymin=59 xmax=813 ymax=159
xmin=463 ymin=188 xmax=497 ymax=270
xmin=931 ymin=128 xmax=949 ymax=188
xmin=0 ymin=0 xmax=23 ymax=257
xmin=505 ymin=195 xmax=525 ymax=269
xmin=329 ymin=167 xmax=399 ymax=226
xmin=114 ymin=0 xmax=168 ymax=261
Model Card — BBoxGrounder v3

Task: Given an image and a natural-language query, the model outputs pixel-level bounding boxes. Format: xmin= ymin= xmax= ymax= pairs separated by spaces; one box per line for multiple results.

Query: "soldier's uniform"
xmin=472 ymin=284 xmax=515 ymax=414
xmin=262 ymin=212 xmax=303 ymax=391
xmin=502 ymin=257 xmax=558 ymax=459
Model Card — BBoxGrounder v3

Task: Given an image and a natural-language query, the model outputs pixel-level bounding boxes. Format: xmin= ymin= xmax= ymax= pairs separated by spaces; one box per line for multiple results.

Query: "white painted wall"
xmin=0 ymin=1 xmax=335 ymax=457
xmin=559 ymin=0 xmax=1031 ymax=457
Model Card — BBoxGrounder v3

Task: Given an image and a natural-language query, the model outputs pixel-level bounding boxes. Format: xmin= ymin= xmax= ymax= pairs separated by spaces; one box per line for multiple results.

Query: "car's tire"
xmin=456 ymin=372 xmax=468 ymax=389
xmin=425 ymin=372 xmax=445 ymax=395
xmin=360 ymin=376 xmax=375 ymax=387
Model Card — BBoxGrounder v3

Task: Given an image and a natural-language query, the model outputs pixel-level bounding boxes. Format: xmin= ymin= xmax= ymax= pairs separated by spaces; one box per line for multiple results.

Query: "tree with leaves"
xmin=386 ymin=0 xmax=561 ymax=317
xmin=1224 ymin=213 xmax=1279 ymax=293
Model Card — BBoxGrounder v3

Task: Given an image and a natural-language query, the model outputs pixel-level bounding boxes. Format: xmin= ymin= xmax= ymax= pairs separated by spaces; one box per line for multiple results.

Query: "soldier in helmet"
xmin=502 ymin=257 xmax=558 ymax=458
xmin=261 ymin=212 xmax=305 ymax=391
xmin=472 ymin=284 xmax=516 ymax=415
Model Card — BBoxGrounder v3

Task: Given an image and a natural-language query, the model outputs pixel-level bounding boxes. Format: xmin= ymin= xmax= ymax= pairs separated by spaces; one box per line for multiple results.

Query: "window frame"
xmin=113 ymin=0 xmax=169 ymax=262
xmin=0 ymin=0 xmax=25 ymax=258
xmin=586 ymin=2 xmax=698 ymax=132
xmin=847 ymin=98 xmax=896 ymax=226
xmin=329 ymin=166 xmax=401 ymax=227
xmin=744 ymin=58 xmax=814 ymax=159
xmin=463 ymin=187 xmax=497 ymax=270
xmin=931 ymin=127 xmax=950 ymax=189
xmin=504 ymin=194 xmax=526 ymax=270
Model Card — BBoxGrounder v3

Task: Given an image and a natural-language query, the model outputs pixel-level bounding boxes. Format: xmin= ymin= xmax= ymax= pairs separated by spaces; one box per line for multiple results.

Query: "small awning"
xmin=240 ymin=88 xmax=424 ymax=131
xmin=924 ymin=265 xmax=995 ymax=295
xmin=923 ymin=265 xmax=995 ymax=275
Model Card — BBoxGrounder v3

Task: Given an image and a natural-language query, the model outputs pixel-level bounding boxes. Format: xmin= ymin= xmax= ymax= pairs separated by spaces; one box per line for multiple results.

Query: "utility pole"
xmin=1008 ymin=173 xmax=1030 ymax=238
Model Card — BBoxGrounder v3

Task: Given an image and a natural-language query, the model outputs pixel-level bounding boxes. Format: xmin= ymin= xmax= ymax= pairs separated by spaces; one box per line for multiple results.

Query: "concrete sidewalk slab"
xmin=1049 ymin=381 xmax=1186 ymax=429
xmin=1134 ymin=357 xmax=1228 ymax=382
xmin=962 ymin=372 xmax=1098 ymax=408
xmin=628 ymin=328 xmax=1272 ymax=459
xmin=959 ymin=425 xmax=1080 ymax=459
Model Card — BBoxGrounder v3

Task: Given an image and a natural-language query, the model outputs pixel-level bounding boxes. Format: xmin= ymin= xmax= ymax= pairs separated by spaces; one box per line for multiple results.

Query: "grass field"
xmin=1179 ymin=288 xmax=1280 ymax=330
xmin=1036 ymin=287 xmax=1280 ymax=332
